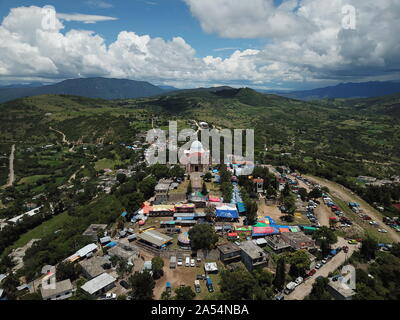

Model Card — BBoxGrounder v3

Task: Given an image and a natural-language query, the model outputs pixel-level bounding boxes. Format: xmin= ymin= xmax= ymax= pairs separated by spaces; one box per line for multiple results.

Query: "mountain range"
xmin=0 ymin=77 xmax=400 ymax=103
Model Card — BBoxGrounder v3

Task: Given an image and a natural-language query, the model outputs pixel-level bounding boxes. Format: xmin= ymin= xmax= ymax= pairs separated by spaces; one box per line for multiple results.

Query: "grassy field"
xmin=18 ymin=175 xmax=50 ymax=185
xmin=11 ymin=211 xmax=72 ymax=249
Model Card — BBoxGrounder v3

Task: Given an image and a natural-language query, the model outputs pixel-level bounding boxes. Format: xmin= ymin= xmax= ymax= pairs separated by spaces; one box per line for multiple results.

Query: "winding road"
xmin=2 ymin=144 xmax=15 ymax=189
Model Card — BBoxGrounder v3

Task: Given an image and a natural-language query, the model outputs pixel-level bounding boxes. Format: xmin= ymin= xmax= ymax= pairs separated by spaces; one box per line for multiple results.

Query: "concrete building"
xmin=81 ymin=273 xmax=116 ymax=296
xmin=280 ymin=232 xmax=315 ymax=250
xmin=239 ymin=240 xmax=269 ymax=271
xmin=79 ymin=256 xmax=110 ymax=279
xmin=218 ymin=243 xmax=241 ymax=263
xmin=82 ymin=224 xmax=107 ymax=241
xmin=154 ymin=183 xmax=171 ymax=204
xmin=41 ymin=279 xmax=73 ymax=301
xmin=265 ymin=235 xmax=292 ymax=253
xmin=327 ymin=277 xmax=356 ymax=300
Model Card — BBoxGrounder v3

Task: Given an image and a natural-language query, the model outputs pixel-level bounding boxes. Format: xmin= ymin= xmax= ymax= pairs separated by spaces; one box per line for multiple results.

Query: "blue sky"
xmin=0 ymin=0 xmax=263 ymax=58
xmin=0 ymin=0 xmax=399 ymax=90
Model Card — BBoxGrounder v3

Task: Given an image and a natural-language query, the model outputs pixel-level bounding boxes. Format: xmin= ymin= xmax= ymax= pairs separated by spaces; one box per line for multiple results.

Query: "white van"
xmin=185 ymin=257 xmax=190 ymax=267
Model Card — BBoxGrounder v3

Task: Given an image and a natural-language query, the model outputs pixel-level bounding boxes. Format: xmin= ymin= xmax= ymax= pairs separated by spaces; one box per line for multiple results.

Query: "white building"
xmin=41 ymin=279 xmax=73 ymax=300
xmin=81 ymin=273 xmax=116 ymax=296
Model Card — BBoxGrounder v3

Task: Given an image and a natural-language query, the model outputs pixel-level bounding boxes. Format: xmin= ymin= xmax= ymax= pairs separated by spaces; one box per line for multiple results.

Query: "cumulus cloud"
xmin=185 ymin=0 xmax=400 ymax=82
xmin=1 ymin=2 xmax=400 ymax=88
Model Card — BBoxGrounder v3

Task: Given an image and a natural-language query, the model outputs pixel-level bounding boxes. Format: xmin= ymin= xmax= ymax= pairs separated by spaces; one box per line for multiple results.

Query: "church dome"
xmin=190 ymin=140 xmax=205 ymax=152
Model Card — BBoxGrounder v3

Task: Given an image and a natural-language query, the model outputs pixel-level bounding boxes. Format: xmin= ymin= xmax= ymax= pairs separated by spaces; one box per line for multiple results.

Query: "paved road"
xmin=305 ymin=174 xmax=400 ymax=243
xmin=286 ymin=237 xmax=359 ymax=300
xmin=3 ymin=144 xmax=15 ymax=188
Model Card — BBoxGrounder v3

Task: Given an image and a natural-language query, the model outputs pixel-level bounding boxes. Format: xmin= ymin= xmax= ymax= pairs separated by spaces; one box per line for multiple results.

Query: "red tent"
xmin=228 ymin=232 xmax=238 ymax=238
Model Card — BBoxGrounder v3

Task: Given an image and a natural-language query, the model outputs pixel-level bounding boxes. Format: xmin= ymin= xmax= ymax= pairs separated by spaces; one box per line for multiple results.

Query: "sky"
xmin=0 ymin=0 xmax=399 ymax=90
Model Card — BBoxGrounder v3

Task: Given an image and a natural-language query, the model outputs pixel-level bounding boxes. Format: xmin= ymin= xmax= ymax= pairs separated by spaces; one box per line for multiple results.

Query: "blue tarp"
xmin=176 ymin=217 xmax=195 ymax=220
xmin=237 ymin=202 xmax=246 ymax=213
xmin=121 ymin=211 xmax=128 ymax=217
xmin=216 ymin=208 xmax=239 ymax=219
xmin=105 ymin=241 xmax=117 ymax=248
xmin=207 ymin=278 xmax=213 ymax=285
xmin=267 ymin=216 xmax=276 ymax=225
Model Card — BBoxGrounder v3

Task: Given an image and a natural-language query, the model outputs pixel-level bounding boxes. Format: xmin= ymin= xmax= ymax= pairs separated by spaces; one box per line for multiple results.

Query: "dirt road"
xmin=3 ymin=144 xmax=15 ymax=188
xmin=304 ymin=175 xmax=400 ymax=243
xmin=314 ymin=203 xmax=331 ymax=227
xmin=286 ymin=237 xmax=359 ymax=300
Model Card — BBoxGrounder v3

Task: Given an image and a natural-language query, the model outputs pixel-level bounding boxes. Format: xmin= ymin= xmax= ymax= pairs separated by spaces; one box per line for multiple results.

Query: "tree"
xmin=219 ymin=268 xmax=260 ymax=300
xmin=188 ymin=224 xmax=218 ymax=250
xmin=391 ymin=243 xmax=400 ymax=258
xmin=273 ymin=257 xmax=286 ymax=291
xmin=169 ymin=165 xmax=185 ymax=179
xmin=203 ymin=172 xmax=213 ymax=182
xmin=298 ymin=188 xmax=308 ymax=201
xmin=308 ymin=188 xmax=322 ymax=199
xmin=128 ymin=271 xmax=155 ymax=300
xmin=174 ymin=285 xmax=196 ymax=300
xmin=151 ymin=256 xmax=164 ymax=279
xmin=116 ymin=173 xmax=127 ymax=184
xmin=288 ymin=250 xmax=311 ymax=277
xmin=283 ymin=195 xmax=296 ymax=215
xmin=245 ymin=200 xmax=258 ymax=225
xmin=1 ymin=273 xmax=19 ymax=300
xmin=360 ymin=237 xmax=378 ymax=261
xmin=0 ymin=255 xmax=16 ymax=273
xmin=308 ymin=277 xmax=331 ymax=300
xmin=313 ymin=226 xmax=337 ymax=247
xmin=186 ymin=181 xmax=193 ymax=196
xmin=205 ymin=205 xmax=215 ymax=222
xmin=56 ymin=262 xmax=82 ymax=282
xmin=116 ymin=258 xmax=133 ymax=278
xmin=201 ymin=182 xmax=208 ymax=196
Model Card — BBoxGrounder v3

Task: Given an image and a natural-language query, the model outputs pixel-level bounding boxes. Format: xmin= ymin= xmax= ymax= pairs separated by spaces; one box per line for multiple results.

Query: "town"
xmin=1 ymin=121 xmax=399 ymax=301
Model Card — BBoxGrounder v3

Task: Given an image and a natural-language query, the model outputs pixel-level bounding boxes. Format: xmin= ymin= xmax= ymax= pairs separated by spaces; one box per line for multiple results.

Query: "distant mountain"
xmin=271 ymin=81 xmax=400 ymax=100
xmin=0 ymin=77 xmax=165 ymax=102
xmin=0 ymin=82 xmax=47 ymax=89
xmin=158 ymin=85 xmax=180 ymax=92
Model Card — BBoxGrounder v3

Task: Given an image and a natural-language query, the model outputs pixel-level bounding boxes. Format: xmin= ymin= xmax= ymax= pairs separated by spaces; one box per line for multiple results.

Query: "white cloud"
xmin=85 ymin=1 xmax=114 ymax=9
xmin=57 ymin=13 xmax=118 ymax=24
xmin=0 ymin=3 xmax=400 ymax=88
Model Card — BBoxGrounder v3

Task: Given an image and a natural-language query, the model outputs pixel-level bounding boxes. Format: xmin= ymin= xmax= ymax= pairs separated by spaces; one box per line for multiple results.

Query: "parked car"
xmin=321 ymin=259 xmax=327 ymax=264
xmin=185 ymin=257 xmax=190 ymax=267
xmin=194 ymin=280 xmax=201 ymax=293
xmin=119 ymin=280 xmax=130 ymax=290
xmin=177 ymin=257 xmax=183 ymax=266
xmin=190 ymin=259 xmax=195 ymax=267
xmin=348 ymin=240 xmax=358 ymax=245
xmin=105 ymin=293 xmax=117 ymax=300
xmin=315 ymin=263 xmax=322 ymax=269
xmin=275 ymin=295 xmax=285 ymax=300
xmin=308 ymin=269 xmax=317 ymax=277
xmin=378 ymin=229 xmax=388 ymax=233
xmin=295 ymin=277 xmax=303 ymax=285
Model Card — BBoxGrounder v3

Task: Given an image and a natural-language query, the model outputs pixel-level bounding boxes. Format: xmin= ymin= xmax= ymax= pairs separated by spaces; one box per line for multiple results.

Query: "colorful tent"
xmin=279 ymin=228 xmax=290 ymax=233
xmin=254 ymin=222 xmax=268 ymax=228
xmin=289 ymin=226 xmax=300 ymax=232
xmin=236 ymin=202 xmax=246 ymax=214
xmin=178 ymin=232 xmax=190 ymax=245
xmin=216 ymin=204 xmax=239 ymax=219
xmin=228 ymin=232 xmax=238 ymax=238
xmin=208 ymin=196 xmax=221 ymax=202
xmin=252 ymin=226 xmax=279 ymax=236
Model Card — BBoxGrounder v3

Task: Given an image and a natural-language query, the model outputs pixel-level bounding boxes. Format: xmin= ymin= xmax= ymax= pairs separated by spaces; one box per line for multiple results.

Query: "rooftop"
xmin=137 ymin=230 xmax=173 ymax=247
xmin=218 ymin=242 xmax=241 ymax=255
xmin=41 ymin=279 xmax=73 ymax=299
xmin=81 ymin=273 xmax=116 ymax=295
xmin=239 ymin=240 xmax=267 ymax=260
